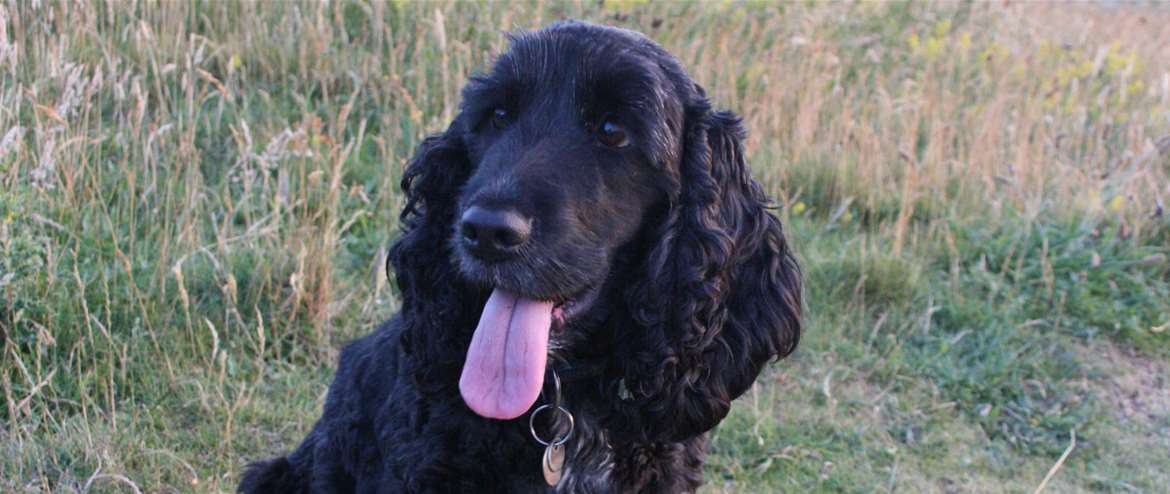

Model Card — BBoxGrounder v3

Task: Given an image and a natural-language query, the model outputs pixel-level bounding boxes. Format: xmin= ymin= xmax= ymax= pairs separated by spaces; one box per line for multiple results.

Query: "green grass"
xmin=3 ymin=1 xmax=1169 ymax=492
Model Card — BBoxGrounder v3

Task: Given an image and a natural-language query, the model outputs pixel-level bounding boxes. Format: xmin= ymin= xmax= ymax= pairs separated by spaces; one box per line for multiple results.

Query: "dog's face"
xmin=453 ymin=26 xmax=683 ymax=320
xmin=392 ymin=22 xmax=800 ymax=425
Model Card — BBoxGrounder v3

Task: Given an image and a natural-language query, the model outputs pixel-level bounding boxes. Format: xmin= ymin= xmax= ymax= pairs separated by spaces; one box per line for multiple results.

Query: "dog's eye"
xmin=597 ymin=117 xmax=630 ymax=148
xmin=490 ymin=108 xmax=510 ymax=130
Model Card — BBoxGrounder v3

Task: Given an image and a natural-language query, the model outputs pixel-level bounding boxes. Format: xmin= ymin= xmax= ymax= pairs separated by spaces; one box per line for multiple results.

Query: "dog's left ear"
xmin=619 ymin=93 xmax=802 ymax=442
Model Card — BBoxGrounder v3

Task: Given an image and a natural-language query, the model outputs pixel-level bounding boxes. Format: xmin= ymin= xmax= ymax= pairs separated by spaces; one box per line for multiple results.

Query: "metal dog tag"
xmin=542 ymin=443 xmax=565 ymax=486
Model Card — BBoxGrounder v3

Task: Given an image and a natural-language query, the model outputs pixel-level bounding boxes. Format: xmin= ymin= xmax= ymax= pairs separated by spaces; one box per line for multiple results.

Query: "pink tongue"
xmin=459 ymin=289 xmax=554 ymax=419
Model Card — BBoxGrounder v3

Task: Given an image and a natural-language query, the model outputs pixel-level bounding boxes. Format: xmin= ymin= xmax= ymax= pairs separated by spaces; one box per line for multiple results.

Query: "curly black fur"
xmin=240 ymin=21 xmax=801 ymax=493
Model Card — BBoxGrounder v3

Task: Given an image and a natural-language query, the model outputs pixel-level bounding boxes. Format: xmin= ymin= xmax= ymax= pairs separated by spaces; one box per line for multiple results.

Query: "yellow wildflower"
xmin=1126 ymin=79 xmax=1145 ymax=100
xmin=1108 ymin=196 xmax=1124 ymax=213
xmin=924 ymin=36 xmax=944 ymax=60
xmin=1105 ymin=42 xmax=1128 ymax=75
xmin=980 ymin=41 xmax=1007 ymax=63
xmin=933 ymin=19 xmax=952 ymax=38
xmin=1077 ymin=60 xmax=1094 ymax=78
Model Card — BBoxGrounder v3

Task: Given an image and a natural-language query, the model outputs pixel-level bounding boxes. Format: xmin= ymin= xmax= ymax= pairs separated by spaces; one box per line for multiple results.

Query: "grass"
xmin=2 ymin=1 xmax=1169 ymax=492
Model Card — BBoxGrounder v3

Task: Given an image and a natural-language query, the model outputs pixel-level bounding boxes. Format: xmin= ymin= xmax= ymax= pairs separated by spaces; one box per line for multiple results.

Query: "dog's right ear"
xmin=388 ymin=121 xmax=472 ymax=316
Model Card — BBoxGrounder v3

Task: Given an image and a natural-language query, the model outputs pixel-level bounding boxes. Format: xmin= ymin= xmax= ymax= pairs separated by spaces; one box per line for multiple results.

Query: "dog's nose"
xmin=460 ymin=206 xmax=532 ymax=257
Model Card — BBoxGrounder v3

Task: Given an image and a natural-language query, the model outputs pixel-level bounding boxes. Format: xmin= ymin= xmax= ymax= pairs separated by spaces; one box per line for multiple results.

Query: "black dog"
xmin=240 ymin=21 xmax=801 ymax=493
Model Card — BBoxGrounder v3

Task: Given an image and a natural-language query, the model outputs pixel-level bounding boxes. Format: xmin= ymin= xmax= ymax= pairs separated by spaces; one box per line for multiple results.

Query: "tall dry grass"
xmin=1 ymin=1 xmax=1168 ymax=491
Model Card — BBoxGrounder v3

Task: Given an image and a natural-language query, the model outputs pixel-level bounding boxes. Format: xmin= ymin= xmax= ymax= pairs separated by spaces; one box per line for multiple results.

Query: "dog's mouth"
xmin=551 ymin=283 xmax=601 ymax=331
xmin=458 ymin=283 xmax=600 ymax=420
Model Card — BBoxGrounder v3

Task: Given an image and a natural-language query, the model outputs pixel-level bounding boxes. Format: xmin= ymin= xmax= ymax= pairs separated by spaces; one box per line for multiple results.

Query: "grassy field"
xmin=2 ymin=1 xmax=1169 ymax=492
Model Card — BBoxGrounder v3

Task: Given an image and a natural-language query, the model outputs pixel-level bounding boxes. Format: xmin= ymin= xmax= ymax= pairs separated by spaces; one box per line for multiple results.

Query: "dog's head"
xmin=452 ymin=23 xmax=677 ymax=315
xmin=390 ymin=22 xmax=801 ymax=438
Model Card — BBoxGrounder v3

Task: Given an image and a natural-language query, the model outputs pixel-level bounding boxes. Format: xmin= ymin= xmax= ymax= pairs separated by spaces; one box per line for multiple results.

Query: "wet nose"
xmin=459 ymin=206 xmax=532 ymax=259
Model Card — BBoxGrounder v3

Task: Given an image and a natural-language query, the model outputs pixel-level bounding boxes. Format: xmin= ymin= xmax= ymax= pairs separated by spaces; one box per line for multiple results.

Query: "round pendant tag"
xmin=542 ymin=443 xmax=565 ymax=486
